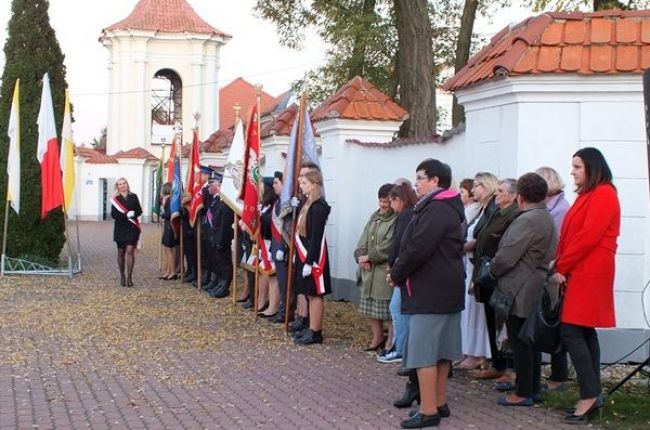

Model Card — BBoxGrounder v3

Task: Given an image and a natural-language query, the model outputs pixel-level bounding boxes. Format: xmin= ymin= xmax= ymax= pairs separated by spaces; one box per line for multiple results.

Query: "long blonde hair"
xmin=114 ymin=177 xmax=131 ymax=196
xmin=297 ymin=170 xmax=323 ymax=236
xmin=474 ymin=172 xmax=498 ymax=205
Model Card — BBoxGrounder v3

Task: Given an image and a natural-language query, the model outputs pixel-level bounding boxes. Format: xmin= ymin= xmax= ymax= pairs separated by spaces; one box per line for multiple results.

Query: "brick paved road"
xmin=0 ymin=221 xmax=589 ymax=429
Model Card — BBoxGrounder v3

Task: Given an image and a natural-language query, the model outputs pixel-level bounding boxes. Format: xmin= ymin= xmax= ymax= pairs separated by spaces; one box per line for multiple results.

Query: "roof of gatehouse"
xmin=443 ymin=10 xmax=650 ymax=92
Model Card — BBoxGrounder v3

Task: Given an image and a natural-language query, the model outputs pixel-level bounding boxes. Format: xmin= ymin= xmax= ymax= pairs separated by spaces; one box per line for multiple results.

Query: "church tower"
xmin=99 ymin=0 xmax=230 ymax=157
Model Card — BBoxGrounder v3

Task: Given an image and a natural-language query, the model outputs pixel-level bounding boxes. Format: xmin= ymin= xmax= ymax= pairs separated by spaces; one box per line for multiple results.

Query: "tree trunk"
xmin=394 ymin=0 xmax=436 ymax=137
xmin=452 ymin=0 xmax=479 ymax=127
xmin=348 ymin=0 xmax=377 ymax=79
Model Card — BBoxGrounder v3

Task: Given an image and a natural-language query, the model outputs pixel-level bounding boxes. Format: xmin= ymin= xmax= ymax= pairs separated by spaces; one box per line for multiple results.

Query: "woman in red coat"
xmin=552 ymin=147 xmax=620 ymax=424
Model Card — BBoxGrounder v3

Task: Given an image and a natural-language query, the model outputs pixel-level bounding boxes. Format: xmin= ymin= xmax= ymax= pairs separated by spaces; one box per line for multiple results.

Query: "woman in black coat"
xmin=293 ymin=169 xmax=331 ymax=345
xmin=111 ymin=177 xmax=142 ymax=287
xmin=159 ymin=182 xmax=178 ymax=280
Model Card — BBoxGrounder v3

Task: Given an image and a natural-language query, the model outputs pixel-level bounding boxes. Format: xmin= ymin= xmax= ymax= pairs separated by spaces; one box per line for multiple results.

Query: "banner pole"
xmin=1 ymin=192 xmax=10 ymax=276
xmin=284 ymin=92 xmax=307 ymax=332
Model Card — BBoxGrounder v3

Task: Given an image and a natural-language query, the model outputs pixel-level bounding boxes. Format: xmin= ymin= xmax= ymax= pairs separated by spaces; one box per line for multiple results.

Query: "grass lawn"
xmin=542 ymin=378 xmax=650 ymax=430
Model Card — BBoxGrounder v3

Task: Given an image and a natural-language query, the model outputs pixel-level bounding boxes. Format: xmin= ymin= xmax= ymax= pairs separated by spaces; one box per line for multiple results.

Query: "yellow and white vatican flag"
xmin=6 ymin=79 xmax=20 ymax=214
xmin=60 ymin=90 xmax=75 ymax=214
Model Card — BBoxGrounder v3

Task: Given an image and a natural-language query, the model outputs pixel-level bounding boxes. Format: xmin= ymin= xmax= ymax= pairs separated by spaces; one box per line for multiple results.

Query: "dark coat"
xmin=270 ymin=200 xmax=290 ymax=260
xmin=490 ymin=204 xmax=557 ymax=318
xmin=390 ymin=189 xmax=466 ymax=315
xmin=389 ymin=207 xmax=414 ymax=267
xmin=471 ymin=203 xmax=520 ymax=282
xmin=556 ymin=184 xmax=619 ymax=328
xmin=294 ymin=197 xmax=331 ymax=296
xmin=111 ymin=193 xmax=142 ymax=244
xmin=206 ymin=195 xmax=234 ymax=250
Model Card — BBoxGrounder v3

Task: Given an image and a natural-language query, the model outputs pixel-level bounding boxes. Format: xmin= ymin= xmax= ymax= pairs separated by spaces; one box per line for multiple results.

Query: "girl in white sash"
xmin=293 ymin=170 xmax=331 ymax=345
xmin=111 ymin=177 xmax=142 ymax=287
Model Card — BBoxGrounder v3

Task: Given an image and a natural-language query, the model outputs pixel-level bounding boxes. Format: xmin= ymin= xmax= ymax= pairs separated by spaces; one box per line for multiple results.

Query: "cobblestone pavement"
xmin=0 ymin=221 xmax=590 ymax=430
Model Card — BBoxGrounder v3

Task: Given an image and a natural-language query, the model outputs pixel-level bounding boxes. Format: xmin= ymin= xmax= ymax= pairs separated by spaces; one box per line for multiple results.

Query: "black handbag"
xmin=489 ymin=287 xmax=514 ymax=317
xmin=519 ymin=283 xmax=564 ymax=354
xmin=474 ymin=256 xmax=496 ymax=303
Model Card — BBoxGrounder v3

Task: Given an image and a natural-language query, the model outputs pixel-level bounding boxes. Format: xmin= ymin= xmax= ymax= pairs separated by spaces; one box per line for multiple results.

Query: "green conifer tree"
xmin=0 ymin=0 xmax=68 ymax=264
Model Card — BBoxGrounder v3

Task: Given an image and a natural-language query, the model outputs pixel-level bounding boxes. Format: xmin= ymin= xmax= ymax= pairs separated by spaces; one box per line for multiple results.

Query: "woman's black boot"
xmin=394 ymin=381 xmax=420 ymax=409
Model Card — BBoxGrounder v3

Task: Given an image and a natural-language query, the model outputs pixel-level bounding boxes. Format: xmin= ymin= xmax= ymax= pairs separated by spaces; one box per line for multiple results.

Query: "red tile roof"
xmin=261 ymin=104 xmax=298 ymax=138
xmin=74 ymin=146 xmax=118 ymax=164
xmin=312 ymin=76 xmax=409 ymax=123
xmin=103 ymin=0 xmax=230 ymax=38
xmin=443 ymin=10 xmax=650 ymax=92
xmin=114 ymin=147 xmax=159 ymax=161
xmin=219 ymin=78 xmax=278 ymax=130
xmin=202 ymin=128 xmax=234 ymax=153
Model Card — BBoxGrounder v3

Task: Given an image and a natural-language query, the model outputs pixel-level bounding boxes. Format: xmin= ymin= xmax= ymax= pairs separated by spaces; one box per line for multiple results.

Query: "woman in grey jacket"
xmin=490 ymin=173 xmax=557 ymax=406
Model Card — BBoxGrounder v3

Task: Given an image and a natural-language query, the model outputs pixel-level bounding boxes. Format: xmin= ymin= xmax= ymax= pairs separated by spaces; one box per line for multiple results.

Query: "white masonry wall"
xmin=456 ymin=74 xmax=650 ymax=332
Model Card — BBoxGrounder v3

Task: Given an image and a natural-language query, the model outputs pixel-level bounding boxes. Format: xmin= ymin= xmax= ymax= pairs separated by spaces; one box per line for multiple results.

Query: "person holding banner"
xmin=270 ymin=171 xmax=293 ymax=324
xmin=111 ymin=177 xmax=142 ymax=288
xmin=159 ymin=182 xmax=179 ymax=280
xmin=258 ymin=178 xmax=280 ymax=317
xmin=293 ymin=169 xmax=331 ymax=345
xmin=205 ymin=172 xmax=235 ymax=299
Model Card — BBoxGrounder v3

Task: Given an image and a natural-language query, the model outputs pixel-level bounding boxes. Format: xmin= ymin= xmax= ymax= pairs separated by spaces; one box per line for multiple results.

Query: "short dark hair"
xmin=378 ymin=183 xmax=393 ymax=199
xmin=573 ymin=147 xmax=613 ymax=193
xmin=389 ymin=183 xmax=418 ymax=208
xmin=516 ymin=173 xmax=547 ymax=204
xmin=274 ymin=171 xmax=283 ymax=181
xmin=459 ymin=178 xmax=474 ymax=197
xmin=416 ymin=158 xmax=452 ymax=188
xmin=300 ymin=160 xmax=320 ymax=172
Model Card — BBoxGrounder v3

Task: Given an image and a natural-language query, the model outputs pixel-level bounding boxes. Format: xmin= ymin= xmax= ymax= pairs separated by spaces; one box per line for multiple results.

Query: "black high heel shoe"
xmin=394 ymin=381 xmax=420 ymax=409
xmin=564 ymin=399 xmax=601 ymax=424
xmin=236 ymin=294 xmax=251 ymax=303
xmin=126 ymin=279 xmax=134 ymax=288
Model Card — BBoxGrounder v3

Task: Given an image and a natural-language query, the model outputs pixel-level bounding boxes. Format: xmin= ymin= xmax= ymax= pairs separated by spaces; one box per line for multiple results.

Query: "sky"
xmin=0 ymin=0 xmax=533 ymax=145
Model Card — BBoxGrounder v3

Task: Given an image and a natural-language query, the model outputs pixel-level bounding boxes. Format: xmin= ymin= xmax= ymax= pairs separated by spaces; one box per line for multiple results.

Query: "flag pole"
xmin=193 ymin=114 xmax=200 ymax=288
xmin=61 ymin=205 xmax=74 ymax=278
xmin=253 ymin=87 xmax=262 ymax=321
xmin=1 ymin=192 xmax=10 ymax=276
xmin=158 ymin=141 xmax=165 ymax=271
xmin=284 ymin=92 xmax=307 ymax=332
xmin=231 ymin=105 xmax=242 ymax=304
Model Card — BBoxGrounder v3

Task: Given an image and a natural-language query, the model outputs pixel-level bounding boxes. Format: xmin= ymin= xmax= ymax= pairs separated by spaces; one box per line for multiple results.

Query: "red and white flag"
xmin=37 ymin=73 xmax=64 ymax=218
xmin=239 ymin=104 xmax=260 ymax=236
xmin=187 ymin=129 xmax=204 ymax=227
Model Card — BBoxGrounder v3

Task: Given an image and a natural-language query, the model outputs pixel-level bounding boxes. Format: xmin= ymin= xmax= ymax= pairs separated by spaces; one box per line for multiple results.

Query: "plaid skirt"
xmin=359 ymin=296 xmax=391 ymax=320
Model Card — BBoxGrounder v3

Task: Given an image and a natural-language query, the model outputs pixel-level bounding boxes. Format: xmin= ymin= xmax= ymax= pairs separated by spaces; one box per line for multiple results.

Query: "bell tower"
xmin=99 ymin=0 xmax=230 ymax=157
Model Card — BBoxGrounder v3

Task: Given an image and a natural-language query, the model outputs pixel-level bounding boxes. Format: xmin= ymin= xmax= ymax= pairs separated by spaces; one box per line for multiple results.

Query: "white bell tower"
xmin=99 ymin=0 xmax=230 ymax=157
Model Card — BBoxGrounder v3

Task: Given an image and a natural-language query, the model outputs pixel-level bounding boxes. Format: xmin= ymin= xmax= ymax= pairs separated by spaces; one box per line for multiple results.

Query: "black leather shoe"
xmin=271 ymin=313 xmax=288 ymax=324
xmin=289 ymin=317 xmax=308 ymax=333
xmin=183 ymin=271 xmax=195 ymax=283
xmin=212 ymin=285 xmax=230 ymax=299
xmin=394 ymin=382 xmax=420 ymax=409
xmin=400 ymin=412 xmax=440 ymax=429
xmin=294 ymin=329 xmax=323 ymax=345
xmin=235 ymin=294 xmax=250 ymax=303
xmin=242 ymin=298 xmax=254 ymax=310
xmin=203 ymin=278 xmax=219 ymax=291
xmin=291 ymin=327 xmax=308 ymax=338
xmin=564 ymin=400 xmax=601 ymax=424
xmin=409 ymin=404 xmax=449 ymax=419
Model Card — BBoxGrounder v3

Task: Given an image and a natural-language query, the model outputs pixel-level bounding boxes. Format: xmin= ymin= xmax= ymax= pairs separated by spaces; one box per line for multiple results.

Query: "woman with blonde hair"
xmin=457 ymin=172 xmax=499 ymax=370
xmin=293 ymin=169 xmax=331 ymax=345
xmin=111 ymin=177 xmax=142 ymax=287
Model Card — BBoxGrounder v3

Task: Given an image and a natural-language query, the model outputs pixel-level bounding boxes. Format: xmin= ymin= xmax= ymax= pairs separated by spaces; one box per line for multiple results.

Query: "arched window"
xmin=151 ymin=69 xmax=182 ymax=145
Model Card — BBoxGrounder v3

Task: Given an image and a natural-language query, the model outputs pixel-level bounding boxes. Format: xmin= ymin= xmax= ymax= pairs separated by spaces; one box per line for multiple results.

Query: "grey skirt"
xmin=404 ymin=312 xmax=462 ymax=369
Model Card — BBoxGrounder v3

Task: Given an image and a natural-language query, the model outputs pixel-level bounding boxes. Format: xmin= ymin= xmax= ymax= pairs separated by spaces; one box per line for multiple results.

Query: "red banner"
xmin=240 ymin=105 xmax=260 ymax=236
xmin=187 ymin=129 xmax=204 ymax=227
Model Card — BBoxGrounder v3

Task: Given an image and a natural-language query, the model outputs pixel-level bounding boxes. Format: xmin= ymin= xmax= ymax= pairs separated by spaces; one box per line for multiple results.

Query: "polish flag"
xmin=37 ymin=73 xmax=64 ymax=218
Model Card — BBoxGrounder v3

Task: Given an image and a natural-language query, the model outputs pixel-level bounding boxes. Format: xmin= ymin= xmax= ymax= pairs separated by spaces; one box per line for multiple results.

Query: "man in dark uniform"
xmin=204 ymin=172 xmax=235 ymax=298
xmin=270 ymin=171 xmax=294 ymax=323
xmin=193 ymin=165 xmax=215 ymax=288
xmin=181 ymin=193 xmax=196 ymax=283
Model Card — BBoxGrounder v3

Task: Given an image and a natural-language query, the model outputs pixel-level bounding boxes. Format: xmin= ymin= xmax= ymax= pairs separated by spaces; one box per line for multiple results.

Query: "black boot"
xmin=203 ymin=275 xmax=220 ymax=291
xmin=289 ymin=316 xmax=308 ymax=333
xmin=183 ymin=269 xmax=195 ymax=283
xmin=294 ymin=329 xmax=323 ymax=345
xmin=210 ymin=280 xmax=231 ymax=298
xmin=242 ymin=297 xmax=254 ymax=310
xmin=394 ymin=381 xmax=420 ymax=409
xmin=271 ymin=311 xmax=290 ymax=324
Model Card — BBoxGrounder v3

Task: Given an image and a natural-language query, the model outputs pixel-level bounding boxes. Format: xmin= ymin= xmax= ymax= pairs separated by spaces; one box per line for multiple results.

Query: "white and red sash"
xmin=295 ymin=232 xmax=327 ymax=295
xmin=257 ymin=237 xmax=275 ymax=275
xmin=111 ymin=196 xmax=140 ymax=231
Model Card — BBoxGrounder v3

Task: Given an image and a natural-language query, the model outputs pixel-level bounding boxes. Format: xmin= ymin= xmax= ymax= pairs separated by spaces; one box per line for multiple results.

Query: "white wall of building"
xmin=455 ymin=75 xmax=650 ymax=330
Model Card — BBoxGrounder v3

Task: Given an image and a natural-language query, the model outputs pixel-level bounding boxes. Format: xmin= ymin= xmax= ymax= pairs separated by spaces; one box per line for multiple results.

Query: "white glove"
xmin=126 ymin=210 xmax=135 ymax=219
xmin=290 ymin=196 xmax=300 ymax=208
xmin=302 ymin=264 xmax=312 ymax=278
xmin=275 ymin=250 xmax=285 ymax=261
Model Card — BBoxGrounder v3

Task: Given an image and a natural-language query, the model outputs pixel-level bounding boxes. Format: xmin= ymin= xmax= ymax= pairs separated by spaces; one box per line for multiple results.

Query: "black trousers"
xmin=506 ymin=315 xmax=541 ymax=398
xmin=485 ymin=303 xmax=508 ymax=370
xmin=560 ymin=323 xmax=601 ymax=399
xmin=275 ymin=260 xmax=295 ymax=316
xmin=213 ymin=247 xmax=233 ymax=284
xmin=549 ymin=350 xmax=569 ymax=382
xmin=184 ymin=234 xmax=196 ymax=275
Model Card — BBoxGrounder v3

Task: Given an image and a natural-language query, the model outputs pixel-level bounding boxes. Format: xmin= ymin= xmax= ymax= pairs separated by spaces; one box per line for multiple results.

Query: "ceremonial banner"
xmin=6 ymin=79 xmax=20 ymax=214
xmin=166 ymin=137 xmax=177 ymax=183
xmin=187 ymin=129 xmax=204 ymax=227
xmin=37 ymin=73 xmax=64 ymax=218
xmin=240 ymin=105 xmax=260 ymax=236
xmin=220 ymin=119 xmax=245 ymax=214
xmin=169 ymin=143 xmax=182 ymax=237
